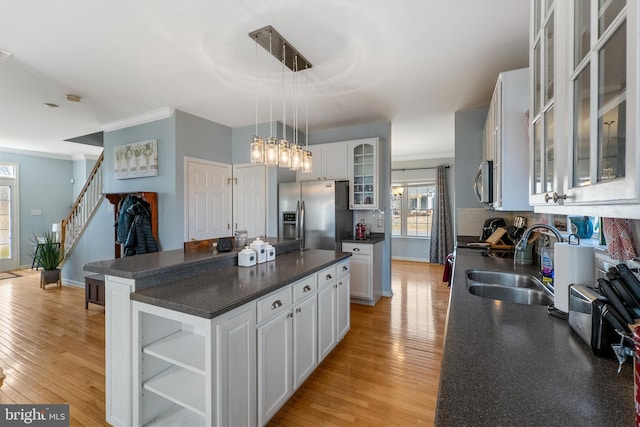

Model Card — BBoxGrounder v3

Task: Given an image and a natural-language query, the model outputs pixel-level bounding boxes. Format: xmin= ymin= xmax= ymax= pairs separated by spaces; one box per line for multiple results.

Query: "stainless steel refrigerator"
xmin=278 ymin=180 xmax=352 ymax=250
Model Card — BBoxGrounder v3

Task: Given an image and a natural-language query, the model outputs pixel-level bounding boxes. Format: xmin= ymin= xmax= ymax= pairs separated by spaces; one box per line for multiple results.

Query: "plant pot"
xmin=41 ymin=269 xmax=61 ymax=289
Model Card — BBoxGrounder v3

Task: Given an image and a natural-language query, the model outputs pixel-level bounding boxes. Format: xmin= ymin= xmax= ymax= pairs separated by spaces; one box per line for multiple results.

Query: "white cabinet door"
xmin=214 ymin=304 xmax=256 ymax=427
xmin=337 ymin=274 xmax=350 ymax=339
xmin=322 ymin=143 xmax=349 ymax=180
xmin=317 ymin=283 xmax=337 ymax=362
xmin=186 ymin=158 xmax=232 ymax=240
xmin=233 ymin=163 xmax=266 ymax=238
xmin=348 ymin=138 xmax=379 ymax=209
xmin=348 ymin=254 xmax=371 ymax=300
xmin=292 ymin=295 xmax=317 ymax=389
xmin=257 ymin=311 xmax=292 ymax=426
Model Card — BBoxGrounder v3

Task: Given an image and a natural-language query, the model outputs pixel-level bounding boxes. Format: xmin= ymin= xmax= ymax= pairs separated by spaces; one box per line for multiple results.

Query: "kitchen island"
xmin=83 ymin=241 xmax=351 ymax=426
xmin=436 ymin=245 xmax=634 ymax=426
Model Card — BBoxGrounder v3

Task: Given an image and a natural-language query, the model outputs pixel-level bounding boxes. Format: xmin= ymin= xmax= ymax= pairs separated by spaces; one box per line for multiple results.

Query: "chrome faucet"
xmin=515 ymin=223 xmax=564 ymax=254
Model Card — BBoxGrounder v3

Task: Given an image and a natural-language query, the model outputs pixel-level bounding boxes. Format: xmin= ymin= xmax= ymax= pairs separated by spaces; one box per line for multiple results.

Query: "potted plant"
xmin=32 ymin=231 xmax=62 ymax=288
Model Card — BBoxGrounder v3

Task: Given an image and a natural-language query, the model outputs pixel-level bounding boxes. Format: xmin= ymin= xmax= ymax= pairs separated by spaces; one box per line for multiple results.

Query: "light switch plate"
xmin=31 ymin=209 xmax=42 ymax=216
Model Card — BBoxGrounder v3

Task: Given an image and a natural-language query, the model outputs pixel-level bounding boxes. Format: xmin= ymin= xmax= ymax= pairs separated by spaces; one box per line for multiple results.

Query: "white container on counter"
xmin=238 ymin=246 xmax=257 ymax=267
xmin=250 ymin=237 xmax=267 ymax=264
xmin=554 ymin=236 xmax=595 ymax=313
xmin=265 ymin=243 xmax=276 ymax=261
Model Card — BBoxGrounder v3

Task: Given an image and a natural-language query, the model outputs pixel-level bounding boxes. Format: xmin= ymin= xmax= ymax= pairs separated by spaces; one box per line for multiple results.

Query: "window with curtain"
xmin=391 ymin=184 xmax=435 ymax=237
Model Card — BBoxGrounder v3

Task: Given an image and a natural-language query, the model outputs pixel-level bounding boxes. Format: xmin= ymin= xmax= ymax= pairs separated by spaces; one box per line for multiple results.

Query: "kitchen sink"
xmin=466 ymin=270 xmax=553 ymax=306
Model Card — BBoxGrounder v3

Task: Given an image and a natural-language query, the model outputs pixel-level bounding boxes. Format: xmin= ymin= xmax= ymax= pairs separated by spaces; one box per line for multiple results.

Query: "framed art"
xmin=114 ymin=139 xmax=158 ymax=179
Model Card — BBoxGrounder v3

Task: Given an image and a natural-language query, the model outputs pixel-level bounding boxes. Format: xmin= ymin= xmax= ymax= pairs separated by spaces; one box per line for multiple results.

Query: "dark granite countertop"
xmin=435 ymin=246 xmax=634 ymax=426
xmin=130 ymin=249 xmax=351 ymax=319
xmin=83 ymin=237 xmax=299 ymax=280
xmin=341 ymin=233 xmax=385 ymax=244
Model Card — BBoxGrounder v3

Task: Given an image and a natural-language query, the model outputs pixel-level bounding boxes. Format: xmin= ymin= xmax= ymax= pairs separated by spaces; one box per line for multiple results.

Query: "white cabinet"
xmin=348 ymin=138 xmax=379 ymax=210
xmin=342 ymin=241 xmax=382 ymax=305
xmin=336 ymin=259 xmax=351 ymax=340
xmin=529 ymin=1 xmax=640 ymax=218
xmin=257 ymin=306 xmax=292 ymax=426
xmin=257 ymin=275 xmax=319 ymax=426
xmin=484 ymin=67 xmax=531 ymax=211
xmin=233 ymin=163 xmax=266 ymax=238
xmin=213 ymin=304 xmax=256 ymax=427
xmin=297 ymin=142 xmax=349 ymax=181
xmin=292 ymin=293 xmax=317 ymax=389
xmin=317 ymin=265 xmax=338 ymax=361
xmin=133 ymin=302 xmax=211 ymax=427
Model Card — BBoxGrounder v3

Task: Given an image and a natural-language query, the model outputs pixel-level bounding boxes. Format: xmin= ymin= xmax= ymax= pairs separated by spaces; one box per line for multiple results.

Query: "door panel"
xmin=233 ymin=164 xmax=266 ymax=238
xmin=186 ymin=159 xmax=232 ymax=240
xmin=0 ymin=178 xmax=18 ymax=271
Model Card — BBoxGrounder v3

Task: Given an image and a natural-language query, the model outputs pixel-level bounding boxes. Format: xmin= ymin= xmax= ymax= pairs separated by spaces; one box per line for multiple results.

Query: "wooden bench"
xmin=85 ymin=274 xmax=105 ymax=309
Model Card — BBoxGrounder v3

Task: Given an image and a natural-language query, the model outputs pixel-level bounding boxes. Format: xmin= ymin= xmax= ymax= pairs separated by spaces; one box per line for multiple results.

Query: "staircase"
xmin=58 ymin=153 xmax=104 ymax=267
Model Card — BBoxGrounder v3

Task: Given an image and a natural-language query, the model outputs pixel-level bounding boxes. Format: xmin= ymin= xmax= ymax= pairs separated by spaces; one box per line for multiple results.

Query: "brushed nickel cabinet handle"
xmin=326 ymin=274 xmax=333 ymax=280
xmin=342 ymin=266 xmax=348 ymax=271
xmin=303 ymin=285 xmax=311 ymax=292
xmin=353 ymin=247 xmax=360 ymax=252
xmin=271 ymin=300 xmax=282 ymax=310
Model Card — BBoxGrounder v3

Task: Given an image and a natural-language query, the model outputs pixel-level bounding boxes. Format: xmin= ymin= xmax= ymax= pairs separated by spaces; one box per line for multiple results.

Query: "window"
xmin=391 ymin=184 xmax=435 ymax=237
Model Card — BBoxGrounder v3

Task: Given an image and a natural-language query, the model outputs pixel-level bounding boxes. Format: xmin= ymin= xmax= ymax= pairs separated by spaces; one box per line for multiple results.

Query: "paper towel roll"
xmin=553 ymin=242 xmax=595 ymax=312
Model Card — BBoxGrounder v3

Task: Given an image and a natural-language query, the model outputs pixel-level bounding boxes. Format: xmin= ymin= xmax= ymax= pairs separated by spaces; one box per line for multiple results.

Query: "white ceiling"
xmin=0 ymin=0 xmax=529 ymax=161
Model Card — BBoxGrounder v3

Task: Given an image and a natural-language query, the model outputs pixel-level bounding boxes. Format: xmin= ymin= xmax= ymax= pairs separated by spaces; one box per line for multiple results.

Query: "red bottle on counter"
xmin=356 ymin=222 xmax=366 ymax=240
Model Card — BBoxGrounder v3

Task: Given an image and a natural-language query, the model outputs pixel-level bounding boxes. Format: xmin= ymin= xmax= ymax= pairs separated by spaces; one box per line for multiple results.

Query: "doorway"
xmin=0 ymin=163 xmax=19 ymax=272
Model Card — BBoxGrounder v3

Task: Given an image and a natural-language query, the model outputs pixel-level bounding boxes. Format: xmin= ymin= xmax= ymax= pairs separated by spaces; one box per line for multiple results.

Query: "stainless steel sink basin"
xmin=466 ymin=270 xmax=553 ymax=306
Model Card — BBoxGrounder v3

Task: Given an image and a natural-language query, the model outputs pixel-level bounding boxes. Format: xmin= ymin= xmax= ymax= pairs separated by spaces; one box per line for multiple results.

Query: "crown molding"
xmin=101 ymin=107 xmax=175 ymax=132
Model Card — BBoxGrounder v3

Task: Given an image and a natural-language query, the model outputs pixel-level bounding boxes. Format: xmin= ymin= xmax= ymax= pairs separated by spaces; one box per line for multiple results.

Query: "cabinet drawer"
xmin=337 ymin=259 xmax=350 ymax=279
xmin=342 ymin=242 xmax=372 ymax=255
xmin=317 ymin=265 xmax=337 ymax=289
xmin=257 ymin=287 xmax=292 ymax=324
xmin=292 ymin=275 xmax=317 ymax=302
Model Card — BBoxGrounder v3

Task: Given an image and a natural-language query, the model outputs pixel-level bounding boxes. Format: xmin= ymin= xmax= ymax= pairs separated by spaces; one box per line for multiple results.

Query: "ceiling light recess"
xmin=248 ymin=25 xmax=312 ymax=72
xmin=66 ymin=94 xmax=81 ymax=102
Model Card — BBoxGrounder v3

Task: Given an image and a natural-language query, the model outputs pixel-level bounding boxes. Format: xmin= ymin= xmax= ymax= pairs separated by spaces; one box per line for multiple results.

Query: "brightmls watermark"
xmin=1 ymin=404 xmax=69 ymax=426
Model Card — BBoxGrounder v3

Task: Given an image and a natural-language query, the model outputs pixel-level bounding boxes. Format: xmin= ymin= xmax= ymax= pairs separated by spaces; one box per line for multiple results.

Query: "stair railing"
xmin=59 ymin=152 xmax=105 ymax=266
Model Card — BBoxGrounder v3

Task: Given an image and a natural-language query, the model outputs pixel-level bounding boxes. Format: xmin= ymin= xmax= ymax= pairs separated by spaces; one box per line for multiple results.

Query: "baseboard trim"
xmin=391 ymin=256 xmax=429 ymax=263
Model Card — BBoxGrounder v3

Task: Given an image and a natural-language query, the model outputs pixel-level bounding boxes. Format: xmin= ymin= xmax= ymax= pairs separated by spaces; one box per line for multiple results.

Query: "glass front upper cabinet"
xmin=530 ymin=0 xmax=560 ymax=205
xmin=566 ymin=0 xmax=636 ymax=203
xmin=348 ymin=139 xmax=378 ymax=210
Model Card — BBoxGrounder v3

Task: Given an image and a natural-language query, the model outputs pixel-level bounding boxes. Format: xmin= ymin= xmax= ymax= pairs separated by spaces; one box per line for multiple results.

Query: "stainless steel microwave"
xmin=474 ymin=160 xmax=493 ymax=204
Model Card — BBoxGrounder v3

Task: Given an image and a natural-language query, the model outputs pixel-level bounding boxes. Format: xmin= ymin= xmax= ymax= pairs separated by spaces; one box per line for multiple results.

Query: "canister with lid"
xmin=250 ymin=237 xmax=267 ymax=264
xmin=238 ymin=246 xmax=257 ymax=267
xmin=265 ymin=243 xmax=276 ymax=261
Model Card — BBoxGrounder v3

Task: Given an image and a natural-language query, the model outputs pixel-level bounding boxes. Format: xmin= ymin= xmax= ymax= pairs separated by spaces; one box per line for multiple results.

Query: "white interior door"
xmin=185 ymin=158 xmax=232 ymax=241
xmin=233 ymin=164 xmax=266 ymax=238
xmin=0 ymin=164 xmax=19 ymax=271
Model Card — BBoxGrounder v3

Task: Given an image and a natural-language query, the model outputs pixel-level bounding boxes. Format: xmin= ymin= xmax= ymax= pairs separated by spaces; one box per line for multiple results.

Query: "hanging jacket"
xmin=116 ymin=195 xmax=137 ymax=244
xmin=123 ymin=200 xmax=158 ymax=256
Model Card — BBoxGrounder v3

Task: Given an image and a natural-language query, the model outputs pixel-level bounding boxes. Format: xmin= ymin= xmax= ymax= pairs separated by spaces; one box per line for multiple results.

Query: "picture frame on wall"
xmin=114 ymin=139 xmax=158 ymax=179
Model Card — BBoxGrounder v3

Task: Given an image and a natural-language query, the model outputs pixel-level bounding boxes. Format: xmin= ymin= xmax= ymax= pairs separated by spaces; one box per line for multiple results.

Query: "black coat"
xmin=123 ymin=201 xmax=158 ymax=256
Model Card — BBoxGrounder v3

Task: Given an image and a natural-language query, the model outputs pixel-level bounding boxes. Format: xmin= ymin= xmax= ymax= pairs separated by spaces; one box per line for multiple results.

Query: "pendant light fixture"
xmin=289 ymin=54 xmax=303 ymax=171
xmin=278 ymin=40 xmax=291 ymax=168
xmin=248 ymin=25 xmax=312 ymax=171
xmin=301 ymin=63 xmax=313 ymax=173
xmin=264 ymin=29 xmax=279 ymax=166
xmin=250 ymin=34 xmax=264 ymax=164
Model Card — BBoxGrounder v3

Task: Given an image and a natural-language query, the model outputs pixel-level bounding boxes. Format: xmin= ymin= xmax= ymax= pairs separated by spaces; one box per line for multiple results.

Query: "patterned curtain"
xmin=429 ymin=165 xmax=453 ymax=264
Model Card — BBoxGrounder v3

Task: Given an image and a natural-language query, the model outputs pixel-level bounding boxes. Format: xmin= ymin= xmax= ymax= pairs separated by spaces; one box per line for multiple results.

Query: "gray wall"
xmin=391 ymin=157 xmax=454 ymax=262
xmin=454 ymin=108 xmax=487 ymax=210
xmin=0 ymin=152 xmax=73 ymax=266
xmin=309 ymin=121 xmax=394 ymax=297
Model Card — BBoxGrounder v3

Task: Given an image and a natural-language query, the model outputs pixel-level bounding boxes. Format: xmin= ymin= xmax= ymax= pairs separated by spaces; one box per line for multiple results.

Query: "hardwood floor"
xmin=0 ymin=261 xmax=448 ymax=426
xmin=269 ymin=261 xmax=449 ymax=426
xmin=0 ymin=268 xmax=106 ymax=426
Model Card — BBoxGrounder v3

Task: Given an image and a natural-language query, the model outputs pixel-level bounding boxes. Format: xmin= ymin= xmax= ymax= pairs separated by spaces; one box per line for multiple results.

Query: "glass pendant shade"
xmin=278 ymin=139 xmax=291 ymax=168
xmin=264 ymin=137 xmax=279 ymax=166
xmin=250 ymin=137 xmax=264 ymax=163
xmin=302 ymin=150 xmax=313 ymax=173
xmin=290 ymin=145 xmax=303 ymax=171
